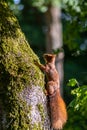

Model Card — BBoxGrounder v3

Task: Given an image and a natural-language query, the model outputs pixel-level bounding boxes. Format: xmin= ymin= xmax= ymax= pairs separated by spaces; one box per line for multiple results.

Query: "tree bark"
xmin=0 ymin=1 xmax=50 ymax=129
xmin=45 ymin=5 xmax=64 ymax=95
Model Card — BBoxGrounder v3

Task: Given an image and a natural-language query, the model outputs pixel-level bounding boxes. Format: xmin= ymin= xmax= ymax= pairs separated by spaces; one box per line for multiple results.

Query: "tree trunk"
xmin=45 ymin=5 xmax=64 ymax=95
xmin=0 ymin=1 xmax=50 ymax=129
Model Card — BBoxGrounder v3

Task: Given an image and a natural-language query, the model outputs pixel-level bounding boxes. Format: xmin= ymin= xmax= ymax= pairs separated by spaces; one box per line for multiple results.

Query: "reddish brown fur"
xmin=48 ymin=82 xmax=67 ymax=130
xmin=35 ymin=54 xmax=67 ymax=129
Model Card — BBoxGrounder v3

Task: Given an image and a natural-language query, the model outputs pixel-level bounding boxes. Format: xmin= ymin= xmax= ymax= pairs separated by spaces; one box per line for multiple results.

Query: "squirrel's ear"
xmin=43 ymin=53 xmax=56 ymax=58
xmin=43 ymin=54 xmax=56 ymax=63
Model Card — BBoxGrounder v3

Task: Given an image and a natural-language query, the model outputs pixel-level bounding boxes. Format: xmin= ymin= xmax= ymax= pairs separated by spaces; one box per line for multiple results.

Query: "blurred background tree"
xmin=8 ymin=0 xmax=87 ymax=129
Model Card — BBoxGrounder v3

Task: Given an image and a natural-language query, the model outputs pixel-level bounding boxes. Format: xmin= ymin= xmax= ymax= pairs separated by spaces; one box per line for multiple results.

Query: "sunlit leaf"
xmin=67 ymin=78 xmax=79 ymax=87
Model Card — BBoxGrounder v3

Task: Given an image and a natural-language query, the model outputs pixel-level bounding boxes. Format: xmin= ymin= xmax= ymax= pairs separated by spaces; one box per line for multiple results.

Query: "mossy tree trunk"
xmin=0 ymin=1 xmax=50 ymax=129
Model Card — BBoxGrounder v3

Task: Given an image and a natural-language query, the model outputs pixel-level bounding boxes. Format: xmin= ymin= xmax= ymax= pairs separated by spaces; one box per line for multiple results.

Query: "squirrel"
xmin=34 ymin=54 xmax=67 ymax=130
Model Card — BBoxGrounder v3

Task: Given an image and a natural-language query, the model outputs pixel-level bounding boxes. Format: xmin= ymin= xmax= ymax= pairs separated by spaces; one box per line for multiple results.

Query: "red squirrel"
xmin=35 ymin=54 xmax=67 ymax=130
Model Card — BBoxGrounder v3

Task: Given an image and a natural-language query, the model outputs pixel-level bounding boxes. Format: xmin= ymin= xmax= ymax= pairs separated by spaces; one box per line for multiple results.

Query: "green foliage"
xmin=63 ymin=0 xmax=87 ymax=51
xmin=31 ymin=0 xmax=61 ymax=12
xmin=29 ymin=0 xmax=87 ymax=13
xmin=62 ymin=0 xmax=81 ymax=12
xmin=67 ymin=78 xmax=79 ymax=87
xmin=64 ymin=79 xmax=87 ymax=130
xmin=68 ymin=79 xmax=87 ymax=112
xmin=30 ymin=0 xmax=85 ymax=13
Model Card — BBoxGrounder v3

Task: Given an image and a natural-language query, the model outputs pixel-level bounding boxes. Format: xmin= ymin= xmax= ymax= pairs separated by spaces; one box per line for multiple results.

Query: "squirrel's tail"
xmin=50 ymin=90 xmax=67 ymax=130
xmin=52 ymin=119 xmax=63 ymax=130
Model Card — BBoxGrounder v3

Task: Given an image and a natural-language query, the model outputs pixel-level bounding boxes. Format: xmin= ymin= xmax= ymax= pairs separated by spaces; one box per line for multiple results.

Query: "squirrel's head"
xmin=43 ymin=54 xmax=56 ymax=63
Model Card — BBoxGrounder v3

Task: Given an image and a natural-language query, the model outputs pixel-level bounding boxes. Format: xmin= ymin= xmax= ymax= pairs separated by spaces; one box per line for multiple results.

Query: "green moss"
xmin=37 ymin=104 xmax=45 ymax=123
xmin=32 ymin=123 xmax=42 ymax=130
xmin=0 ymin=1 xmax=45 ymax=130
